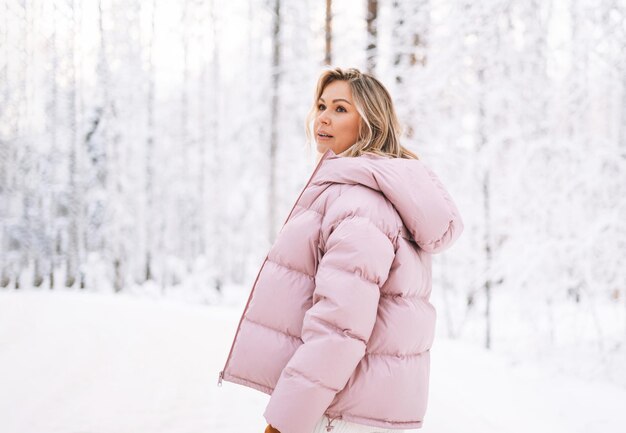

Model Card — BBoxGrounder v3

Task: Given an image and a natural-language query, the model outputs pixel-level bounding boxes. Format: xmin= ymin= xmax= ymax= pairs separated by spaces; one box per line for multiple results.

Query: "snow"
xmin=1 ymin=290 xmax=625 ymax=433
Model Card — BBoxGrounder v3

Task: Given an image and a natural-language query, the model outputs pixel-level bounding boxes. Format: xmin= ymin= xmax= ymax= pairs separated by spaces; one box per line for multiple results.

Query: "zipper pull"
xmin=217 ymin=370 xmax=224 ymax=387
xmin=325 ymin=415 xmax=339 ymax=431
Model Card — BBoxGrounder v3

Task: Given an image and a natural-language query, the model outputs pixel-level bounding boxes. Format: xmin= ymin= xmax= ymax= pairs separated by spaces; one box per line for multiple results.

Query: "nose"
xmin=318 ymin=111 xmax=330 ymax=125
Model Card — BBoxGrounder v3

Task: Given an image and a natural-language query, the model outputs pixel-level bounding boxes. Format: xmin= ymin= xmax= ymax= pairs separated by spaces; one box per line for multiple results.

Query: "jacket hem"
xmin=221 ymin=371 xmax=273 ymax=395
xmin=324 ymin=411 xmax=423 ymax=429
xmin=221 ymin=371 xmax=424 ymax=429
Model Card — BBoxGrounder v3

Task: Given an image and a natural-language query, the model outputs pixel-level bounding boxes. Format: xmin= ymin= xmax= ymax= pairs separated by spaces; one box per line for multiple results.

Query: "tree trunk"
xmin=65 ymin=0 xmax=80 ymax=289
xmin=144 ymin=0 xmax=156 ymax=282
xmin=324 ymin=0 xmax=332 ymax=65
xmin=268 ymin=0 xmax=281 ymax=244
xmin=366 ymin=0 xmax=377 ymax=74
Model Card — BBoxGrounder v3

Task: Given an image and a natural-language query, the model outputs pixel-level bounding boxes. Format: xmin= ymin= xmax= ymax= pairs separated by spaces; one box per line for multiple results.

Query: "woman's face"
xmin=314 ymin=80 xmax=361 ymax=155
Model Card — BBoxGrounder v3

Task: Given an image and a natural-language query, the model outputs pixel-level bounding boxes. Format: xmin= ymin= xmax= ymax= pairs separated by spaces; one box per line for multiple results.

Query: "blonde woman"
xmin=217 ymin=67 xmax=464 ymax=433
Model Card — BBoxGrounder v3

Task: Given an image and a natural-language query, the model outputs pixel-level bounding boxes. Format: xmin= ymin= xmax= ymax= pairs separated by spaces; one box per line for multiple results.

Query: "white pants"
xmin=310 ymin=415 xmax=405 ymax=433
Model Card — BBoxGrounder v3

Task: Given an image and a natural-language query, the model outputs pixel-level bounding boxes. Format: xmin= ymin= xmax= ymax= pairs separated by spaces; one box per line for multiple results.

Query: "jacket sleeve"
xmin=263 ymin=212 xmax=395 ymax=433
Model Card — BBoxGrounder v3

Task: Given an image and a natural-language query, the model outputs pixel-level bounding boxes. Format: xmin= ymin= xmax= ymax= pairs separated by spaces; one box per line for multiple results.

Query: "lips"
xmin=317 ymin=131 xmax=333 ymax=138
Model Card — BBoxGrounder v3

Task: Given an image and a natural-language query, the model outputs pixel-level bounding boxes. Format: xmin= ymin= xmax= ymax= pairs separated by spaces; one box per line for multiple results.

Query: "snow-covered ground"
xmin=1 ymin=290 xmax=625 ymax=433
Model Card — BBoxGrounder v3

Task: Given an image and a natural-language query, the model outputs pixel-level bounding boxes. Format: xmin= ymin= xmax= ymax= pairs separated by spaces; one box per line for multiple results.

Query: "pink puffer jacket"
xmin=217 ymin=148 xmax=464 ymax=433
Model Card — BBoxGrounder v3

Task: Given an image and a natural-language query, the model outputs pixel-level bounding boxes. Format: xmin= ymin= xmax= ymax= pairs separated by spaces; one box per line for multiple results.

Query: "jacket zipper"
xmin=218 ymin=149 xmax=335 ymax=387
xmin=325 ymin=414 xmax=342 ymax=431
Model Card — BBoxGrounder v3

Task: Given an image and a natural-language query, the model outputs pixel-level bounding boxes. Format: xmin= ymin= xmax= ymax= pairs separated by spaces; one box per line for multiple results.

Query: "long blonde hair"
xmin=305 ymin=66 xmax=419 ymax=159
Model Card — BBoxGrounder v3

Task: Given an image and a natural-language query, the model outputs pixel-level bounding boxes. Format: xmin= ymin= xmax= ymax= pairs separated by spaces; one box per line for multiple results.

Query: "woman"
xmin=217 ymin=67 xmax=464 ymax=433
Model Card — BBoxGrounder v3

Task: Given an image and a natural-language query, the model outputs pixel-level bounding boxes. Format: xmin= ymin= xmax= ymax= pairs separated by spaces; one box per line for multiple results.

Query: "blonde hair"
xmin=305 ymin=66 xmax=419 ymax=159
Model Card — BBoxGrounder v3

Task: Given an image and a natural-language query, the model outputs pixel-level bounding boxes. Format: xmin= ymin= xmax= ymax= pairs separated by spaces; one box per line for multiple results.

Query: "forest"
xmin=1 ymin=0 xmax=625 ymax=388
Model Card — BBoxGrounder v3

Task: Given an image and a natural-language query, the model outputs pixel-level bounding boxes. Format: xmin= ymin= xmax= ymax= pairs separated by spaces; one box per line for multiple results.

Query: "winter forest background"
xmin=1 ymin=0 xmax=626 ymax=431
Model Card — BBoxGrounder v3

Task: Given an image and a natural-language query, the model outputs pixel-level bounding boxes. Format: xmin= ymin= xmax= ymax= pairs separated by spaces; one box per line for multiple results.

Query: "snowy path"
xmin=0 ymin=290 xmax=624 ymax=433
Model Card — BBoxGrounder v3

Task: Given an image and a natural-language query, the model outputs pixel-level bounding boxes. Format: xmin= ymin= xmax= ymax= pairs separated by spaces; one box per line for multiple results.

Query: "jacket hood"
xmin=311 ymin=149 xmax=464 ymax=254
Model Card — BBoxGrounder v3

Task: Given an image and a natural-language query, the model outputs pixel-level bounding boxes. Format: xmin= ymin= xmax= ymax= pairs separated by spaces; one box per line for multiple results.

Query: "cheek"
xmin=339 ymin=116 xmax=358 ymax=133
xmin=349 ymin=116 xmax=360 ymax=137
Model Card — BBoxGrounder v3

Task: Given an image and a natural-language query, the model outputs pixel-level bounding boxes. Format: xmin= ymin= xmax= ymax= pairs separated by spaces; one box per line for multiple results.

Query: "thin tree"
xmin=46 ymin=1 xmax=60 ymax=290
xmin=325 ymin=0 xmax=332 ymax=65
xmin=144 ymin=0 xmax=156 ymax=282
xmin=268 ymin=0 xmax=281 ymax=243
xmin=208 ymin=0 xmax=224 ymax=291
xmin=0 ymin=0 xmax=9 ymax=288
xmin=366 ymin=0 xmax=377 ymax=73
xmin=63 ymin=0 xmax=81 ymax=289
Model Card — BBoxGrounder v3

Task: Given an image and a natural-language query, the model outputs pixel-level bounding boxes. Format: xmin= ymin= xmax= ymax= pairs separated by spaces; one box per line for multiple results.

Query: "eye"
xmin=317 ymin=103 xmax=326 ymax=110
xmin=336 ymin=106 xmax=347 ymax=112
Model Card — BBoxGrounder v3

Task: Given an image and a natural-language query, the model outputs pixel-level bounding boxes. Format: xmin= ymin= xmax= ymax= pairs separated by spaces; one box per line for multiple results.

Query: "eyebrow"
xmin=319 ymin=97 xmax=352 ymax=106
